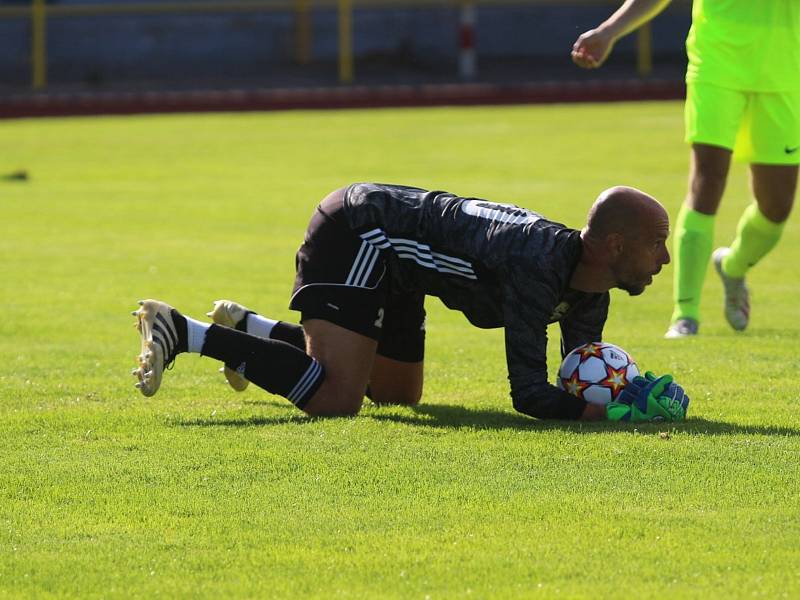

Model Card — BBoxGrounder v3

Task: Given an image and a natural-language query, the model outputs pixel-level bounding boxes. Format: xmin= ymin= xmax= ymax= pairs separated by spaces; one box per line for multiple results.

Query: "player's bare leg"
xmin=687 ymin=144 xmax=732 ymax=214
xmin=210 ymin=299 xmax=422 ymax=407
xmin=750 ymin=164 xmax=797 ymax=223
xmin=207 ymin=299 xmax=309 ymax=391
xmin=368 ymin=355 xmax=424 ymax=406
xmin=714 ymin=164 xmax=798 ymax=330
xmin=666 ymin=144 xmax=731 ymax=338
xmin=301 ymin=319 xmax=379 ymax=416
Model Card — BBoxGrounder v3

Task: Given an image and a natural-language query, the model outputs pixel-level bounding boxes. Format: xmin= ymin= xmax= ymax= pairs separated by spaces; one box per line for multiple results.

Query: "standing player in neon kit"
xmin=572 ymin=0 xmax=800 ymax=337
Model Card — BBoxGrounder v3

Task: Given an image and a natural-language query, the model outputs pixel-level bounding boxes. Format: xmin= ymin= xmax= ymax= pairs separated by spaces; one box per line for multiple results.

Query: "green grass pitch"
xmin=1 ymin=102 xmax=799 ymax=598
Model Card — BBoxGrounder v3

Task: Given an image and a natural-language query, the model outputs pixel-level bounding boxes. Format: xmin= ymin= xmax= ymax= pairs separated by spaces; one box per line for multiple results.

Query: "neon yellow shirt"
xmin=686 ymin=0 xmax=800 ymax=91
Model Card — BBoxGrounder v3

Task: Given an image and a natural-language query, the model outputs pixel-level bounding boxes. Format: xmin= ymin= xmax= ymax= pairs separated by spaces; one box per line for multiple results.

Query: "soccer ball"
xmin=557 ymin=342 xmax=640 ymax=405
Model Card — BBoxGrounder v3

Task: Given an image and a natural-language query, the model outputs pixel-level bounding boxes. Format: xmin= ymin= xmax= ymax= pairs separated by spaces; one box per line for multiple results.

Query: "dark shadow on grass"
xmin=170 ymin=413 xmax=310 ymax=428
xmin=172 ymin=402 xmax=800 ymax=436
xmin=365 ymin=404 xmax=800 ymax=436
xmin=241 ymin=399 xmax=287 ymax=407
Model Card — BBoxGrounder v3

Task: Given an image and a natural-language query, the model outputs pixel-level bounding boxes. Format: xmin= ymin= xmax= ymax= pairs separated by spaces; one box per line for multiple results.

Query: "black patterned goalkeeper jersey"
xmin=343 ymin=183 xmax=610 ymax=420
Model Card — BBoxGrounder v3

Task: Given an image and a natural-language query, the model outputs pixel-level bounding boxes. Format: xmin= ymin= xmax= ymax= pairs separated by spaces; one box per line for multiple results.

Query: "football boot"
xmin=131 ymin=299 xmax=182 ymax=397
xmin=664 ymin=317 xmax=699 ymax=339
xmin=713 ymin=247 xmax=749 ymax=331
xmin=206 ymin=299 xmax=251 ymax=391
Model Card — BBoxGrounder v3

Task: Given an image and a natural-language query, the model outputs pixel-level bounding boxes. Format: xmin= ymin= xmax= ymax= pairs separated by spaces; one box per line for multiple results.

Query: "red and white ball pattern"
xmin=557 ymin=342 xmax=640 ymax=405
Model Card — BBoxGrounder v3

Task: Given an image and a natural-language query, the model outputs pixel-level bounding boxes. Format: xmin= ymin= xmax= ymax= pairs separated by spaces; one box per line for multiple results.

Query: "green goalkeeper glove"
xmin=606 ymin=371 xmax=689 ymax=422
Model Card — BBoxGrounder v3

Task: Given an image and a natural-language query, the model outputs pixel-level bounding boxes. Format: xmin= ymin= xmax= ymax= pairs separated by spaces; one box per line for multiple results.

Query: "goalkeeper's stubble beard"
xmin=612 ymin=260 xmax=651 ymax=296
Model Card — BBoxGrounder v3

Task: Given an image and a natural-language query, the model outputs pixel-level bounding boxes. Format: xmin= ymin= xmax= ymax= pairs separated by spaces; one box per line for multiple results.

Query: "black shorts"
xmin=289 ymin=189 xmax=426 ymax=363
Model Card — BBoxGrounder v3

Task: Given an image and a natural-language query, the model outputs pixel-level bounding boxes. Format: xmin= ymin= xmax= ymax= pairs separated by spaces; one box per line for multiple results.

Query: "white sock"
xmin=186 ymin=316 xmax=211 ymax=353
xmin=246 ymin=313 xmax=279 ymax=339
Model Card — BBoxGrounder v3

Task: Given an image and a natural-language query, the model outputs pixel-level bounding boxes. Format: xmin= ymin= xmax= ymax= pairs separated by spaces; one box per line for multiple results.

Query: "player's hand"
xmin=658 ymin=375 xmax=690 ymax=416
xmin=607 ymin=372 xmax=690 ymax=422
xmin=571 ymin=28 xmax=615 ymax=69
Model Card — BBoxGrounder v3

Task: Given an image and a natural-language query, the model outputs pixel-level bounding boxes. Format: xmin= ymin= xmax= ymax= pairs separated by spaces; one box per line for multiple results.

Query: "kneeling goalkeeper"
xmin=131 ymin=183 xmax=689 ymax=422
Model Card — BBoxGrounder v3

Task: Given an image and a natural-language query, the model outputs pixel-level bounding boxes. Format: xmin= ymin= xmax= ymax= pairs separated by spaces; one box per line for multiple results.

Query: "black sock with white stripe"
xmin=200 ymin=324 xmax=323 ymax=409
xmin=235 ymin=312 xmax=306 ymax=351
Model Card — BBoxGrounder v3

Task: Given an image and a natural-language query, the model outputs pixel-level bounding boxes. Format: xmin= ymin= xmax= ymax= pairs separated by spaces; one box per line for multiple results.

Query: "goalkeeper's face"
xmin=613 ymin=219 xmax=671 ymax=296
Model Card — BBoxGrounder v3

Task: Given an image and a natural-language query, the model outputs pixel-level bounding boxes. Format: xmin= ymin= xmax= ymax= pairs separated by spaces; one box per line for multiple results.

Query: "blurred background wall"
xmin=0 ymin=0 xmax=691 ymax=91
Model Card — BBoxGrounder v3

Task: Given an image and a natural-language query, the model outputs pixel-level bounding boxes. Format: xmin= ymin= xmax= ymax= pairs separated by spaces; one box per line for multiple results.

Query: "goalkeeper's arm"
xmin=511 ymin=380 xmax=589 ymax=420
xmin=581 ymin=402 xmax=609 ymax=421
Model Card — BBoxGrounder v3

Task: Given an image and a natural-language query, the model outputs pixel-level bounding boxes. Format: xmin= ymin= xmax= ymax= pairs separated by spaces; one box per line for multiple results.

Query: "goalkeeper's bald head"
xmin=578 ymin=186 xmax=671 ymax=296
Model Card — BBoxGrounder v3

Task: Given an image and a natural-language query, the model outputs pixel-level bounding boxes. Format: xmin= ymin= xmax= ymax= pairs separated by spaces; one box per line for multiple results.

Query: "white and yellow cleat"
xmin=131 ymin=299 xmax=181 ymax=397
xmin=206 ymin=299 xmax=251 ymax=391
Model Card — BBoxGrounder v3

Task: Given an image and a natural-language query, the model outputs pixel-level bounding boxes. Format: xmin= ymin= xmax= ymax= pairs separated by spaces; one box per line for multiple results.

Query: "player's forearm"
xmin=511 ymin=383 xmax=587 ymax=420
xmin=596 ymin=0 xmax=673 ymax=42
xmin=579 ymin=402 xmax=607 ymax=421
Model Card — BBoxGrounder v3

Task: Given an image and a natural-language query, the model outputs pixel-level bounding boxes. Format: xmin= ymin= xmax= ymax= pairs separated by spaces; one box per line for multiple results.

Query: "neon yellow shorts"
xmin=685 ymin=82 xmax=800 ymax=165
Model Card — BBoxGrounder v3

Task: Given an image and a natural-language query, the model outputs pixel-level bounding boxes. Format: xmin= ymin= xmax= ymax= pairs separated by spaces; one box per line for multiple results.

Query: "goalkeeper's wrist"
xmin=580 ymin=402 xmax=607 ymax=421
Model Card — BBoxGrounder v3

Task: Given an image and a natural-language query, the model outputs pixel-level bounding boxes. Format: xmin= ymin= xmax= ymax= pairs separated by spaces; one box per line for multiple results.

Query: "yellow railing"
xmin=0 ymin=0 xmax=673 ymax=90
